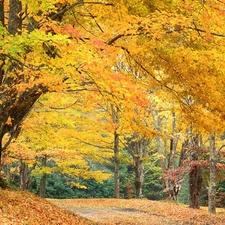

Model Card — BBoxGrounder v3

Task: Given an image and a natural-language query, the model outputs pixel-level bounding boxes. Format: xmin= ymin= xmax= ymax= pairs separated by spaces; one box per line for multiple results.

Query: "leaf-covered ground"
xmin=0 ymin=190 xmax=93 ymax=225
xmin=48 ymin=198 xmax=225 ymax=225
xmin=1 ymin=190 xmax=225 ymax=225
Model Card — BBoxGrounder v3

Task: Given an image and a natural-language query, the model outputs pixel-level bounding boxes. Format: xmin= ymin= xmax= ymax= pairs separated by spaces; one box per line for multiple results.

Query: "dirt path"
xmin=47 ymin=199 xmax=182 ymax=224
xmin=68 ymin=206 xmax=171 ymax=225
xmin=47 ymin=198 xmax=225 ymax=225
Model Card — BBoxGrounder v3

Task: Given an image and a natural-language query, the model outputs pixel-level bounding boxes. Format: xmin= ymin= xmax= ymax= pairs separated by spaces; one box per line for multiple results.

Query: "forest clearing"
xmin=1 ymin=190 xmax=225 ymax=225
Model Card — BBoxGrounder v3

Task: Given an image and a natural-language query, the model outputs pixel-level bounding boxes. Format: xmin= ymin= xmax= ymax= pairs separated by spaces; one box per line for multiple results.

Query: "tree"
xmin=127 ymin=135 xmax=149 ymax=198
xmin=0 ymin=0 xmax=119 ymax=168
xmin=39 ymin=155 xmax=47 ymax=198
xmin=189 ymin=135 xmax=204 ymax=209
xmin=0 ymin=0 xmax=68 ymax=166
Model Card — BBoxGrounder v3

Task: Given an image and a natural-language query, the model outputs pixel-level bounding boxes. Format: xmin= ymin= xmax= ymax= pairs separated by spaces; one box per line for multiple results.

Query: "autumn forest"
xmin=1 ymin=0 xmax=225 ymax=221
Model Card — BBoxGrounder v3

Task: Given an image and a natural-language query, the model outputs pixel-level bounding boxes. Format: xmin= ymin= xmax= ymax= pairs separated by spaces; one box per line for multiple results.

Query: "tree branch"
xmin=188 ymin=24 xmax=225 ymax=38
xmin=51 ymin=0 xmax=114 ymax=21
xmin=49 ymin=99 xmax=79 ymax=110
xmin=218 ymin=144 xmax=225 ymax=154
xmin=1 ymin=54 xmax=44 ymax=71
xmin=75 ymin=137 xmax=114 ymax=150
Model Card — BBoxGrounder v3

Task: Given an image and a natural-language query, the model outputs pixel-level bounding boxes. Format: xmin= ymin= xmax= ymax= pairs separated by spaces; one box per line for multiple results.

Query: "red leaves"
xmin=60 ymin=25 xmax=82 ymax=38
xmin=188 ymin=144 xmax=208 ymax=153
xmin=164 ymin=167 xmax=189 ymax=182
xmin=92 ymin=38 xmax=106 ymax=48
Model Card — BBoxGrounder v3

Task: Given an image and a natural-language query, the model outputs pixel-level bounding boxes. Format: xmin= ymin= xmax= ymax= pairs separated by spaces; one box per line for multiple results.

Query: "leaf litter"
xmin=1 ymin=190 xmax=225 ymax=225
xmin=48 ymin=198 xmax=225 ymax=225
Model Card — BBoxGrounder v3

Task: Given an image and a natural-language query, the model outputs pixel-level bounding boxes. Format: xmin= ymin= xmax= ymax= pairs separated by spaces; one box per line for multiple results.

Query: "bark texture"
xmin=128 ymin=137 xmax=147 ymax=198
xmin=208 ymin=133 xmax=217 ymax=214
xmin=40 ymin=156 xmax=47 ymax=198
xmin=189 ymin=135 xmax=203 ymax=209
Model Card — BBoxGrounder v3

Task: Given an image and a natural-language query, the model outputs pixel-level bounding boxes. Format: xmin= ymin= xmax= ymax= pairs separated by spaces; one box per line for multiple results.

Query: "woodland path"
xmin=47 ymin=198 xmax=225 ymax=225
xmin=65 ymin=206 xmax=175 ymax=225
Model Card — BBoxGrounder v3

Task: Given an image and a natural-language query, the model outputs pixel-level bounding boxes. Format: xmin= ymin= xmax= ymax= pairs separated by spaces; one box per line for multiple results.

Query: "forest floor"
xmin=48 ymin=198 xmax=225 ymax=225
xmin=1 ymin=189 xmax=225 ymax=224
xmin=0 ymin=190 xmax=92 ymax=225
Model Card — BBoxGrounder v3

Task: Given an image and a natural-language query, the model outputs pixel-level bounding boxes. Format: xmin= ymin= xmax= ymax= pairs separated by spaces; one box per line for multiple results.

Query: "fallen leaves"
xmin=48 ymin=198 xmax=225 ymax=225
xmin=0 ymin=190 xmax=92 ymax=225
xmin=1 ymin=190 xmax=225 ymax=224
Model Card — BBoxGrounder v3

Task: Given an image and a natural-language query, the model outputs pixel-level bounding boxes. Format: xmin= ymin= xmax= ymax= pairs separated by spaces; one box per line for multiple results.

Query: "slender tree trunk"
xmin=0 ymin=139 xmax=2 ymax=171
xmin=164 ymin=134 xmax=179 ymax=200
xmin=111 ymin=105 xmax=120 ymax=198
xmin=208 ymin=133 xmax=217 ymax=214
xmin=114 ymin=131 xmax=120 ymax=198
xmin=134 ymin=155 xmax=144 ymax=198
xmin=152 ymin=112 xmax=166 ymax=172
xmin=134 ymin=140 xmax=145 ymax=198
xmin=40 ymin=156 xmax=47 ymax=198
xmin=19 ymin=158 xmax=29 ymax=190
xmin=168 ymin=112 xmax=178 ymax=170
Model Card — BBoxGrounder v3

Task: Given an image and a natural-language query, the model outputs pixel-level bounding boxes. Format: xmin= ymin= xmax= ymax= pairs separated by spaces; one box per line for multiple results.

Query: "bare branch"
xmin=75 ymin=137 xmax=114 ymax=150
xmin=188 ymin=24 xmax=225 ymax=38
xmin=49 ymin=99 xmax=79 ymax=110
xmin=107 ymin=34 xmax=125 ymax=45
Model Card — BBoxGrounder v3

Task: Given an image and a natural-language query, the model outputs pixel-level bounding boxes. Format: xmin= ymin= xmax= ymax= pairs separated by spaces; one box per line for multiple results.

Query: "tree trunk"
xmin=134 ymin=155 xmax=144 ymax=198
xmin=0 ymin=0 xmax=4 ymax=26
xmin=189 ymin=166 xmax=203 ymax=208
xmin=189 ymin=135 xmax=203 ymax=209
xmin=164 ymin=140 xmax=189 ymax=201
xmin=152 ymin=111 xmax=166 ymax=172
xmin=208 ymin=133 xmax=217 ymax=214
xmin=0 ymin=138 xmax=2 ymax=171
xmin=8 ymin=0 xmax=22 ymax=35
xmin=114 ymin=131 xmax=120 ymax=198
xmin=134 ymin=140 xmax=145 ymax=198
xmin=19 ymin=158 xmax=29 ymax=191
xmin=40 ymin=156 xmax=47 ymax=198
xmin=111 ymin=105 xmax=120 ymax=198
xmin=168 ymin=112 xmax=178 ymax=170
xmin=128 ymin=137 xmax=147 ymax=199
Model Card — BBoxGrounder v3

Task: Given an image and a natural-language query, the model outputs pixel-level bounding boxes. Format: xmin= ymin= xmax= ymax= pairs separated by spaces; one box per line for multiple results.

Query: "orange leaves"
xmin=0 ymin=190 xmax=92 ymax=225
xmin=59 ymin=24 xmax=82 ymax=39
xmin=205 ymin=29 xmax=213 ymax=41
xmin=91 ymin=38 xmax=106 ymax=48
